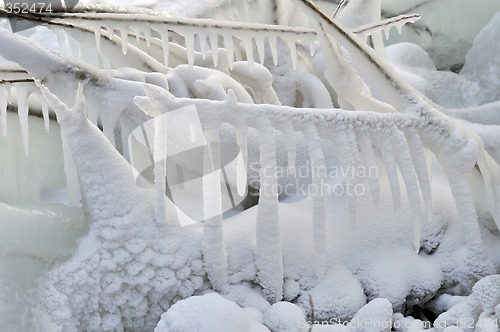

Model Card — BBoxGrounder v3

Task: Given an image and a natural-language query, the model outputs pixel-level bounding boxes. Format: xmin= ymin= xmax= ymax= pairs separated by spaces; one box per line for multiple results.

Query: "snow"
xmin=264 ymin=302 xmax=307 ymax=332
xmin=154 ymin=293 xmax=270 ymax=332
xmin=460 ymin=11 xmax=500 ymax=104
xmin=256 ymin=119 xmax=283 ymax=303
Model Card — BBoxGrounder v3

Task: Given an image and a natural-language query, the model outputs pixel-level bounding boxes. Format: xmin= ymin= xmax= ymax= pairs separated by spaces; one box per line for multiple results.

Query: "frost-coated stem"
xmin=256 ymin=119 xmax=283 ymax=303
xmin=444 ymin=169 xmax=484 ymax=254
xmin=15 ymin=84 xmax=31 ymax=157
xmin=374 ymin=132 xmax=401 ymax=213
xmin=0 ymin=85 xmax=8 ymax=137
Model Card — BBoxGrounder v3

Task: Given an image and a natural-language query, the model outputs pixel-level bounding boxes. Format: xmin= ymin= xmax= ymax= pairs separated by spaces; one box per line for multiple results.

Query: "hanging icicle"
xmin=119 ymin=25 xmax=129 ymax=55
xmin=256 ymin=118 xmax=283 ymax=303
xmin=198 ymin=32 xmax=208 ymax=60
xmin=202 ymin=121 xmax=229 ymax=293
xmin=156 ymin=29 xmax=170 ymax=67
xmin=405 ymin=128 xmax=432 ymax=218
xmin=268 ymin=35 xmax=279 ymax=66
xmin=373 ymin=131 xmax=401 ymax=213
xmin=60 ymin=127 xmax=83 ymax=206
xmin=209 ymin=32 xmax=219 ymax=67
xmin=390 ymin=127 xmax=423 ymax=252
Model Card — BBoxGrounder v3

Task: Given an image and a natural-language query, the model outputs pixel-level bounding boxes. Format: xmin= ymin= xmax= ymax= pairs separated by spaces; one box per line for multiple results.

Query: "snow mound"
xmin=386 ymin=43 xmax=484 ymax=108
xmin=297 ymin=265 xmax=366 ymax=322
xmin=154 ymin=293 xmax=269 ymax=332
xmin=434 ymin=275 xmax=500 ymax=331
xmin=264 ymin=302 xmax=307 ymax=332
xmin=386 ymin=42 xmax=436 ymax=70
xmin=349 ymin=298 xmax=393 ymax=332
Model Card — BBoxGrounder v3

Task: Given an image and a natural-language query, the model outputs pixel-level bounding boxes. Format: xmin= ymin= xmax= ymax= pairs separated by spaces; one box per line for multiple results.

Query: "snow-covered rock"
xmin=154 ymin=293 xmax=270 ymax=332
xmin=297 ymin=265 xmax=366 ymax=322
xmin=434 ymin=275 xmax=500 ymax=331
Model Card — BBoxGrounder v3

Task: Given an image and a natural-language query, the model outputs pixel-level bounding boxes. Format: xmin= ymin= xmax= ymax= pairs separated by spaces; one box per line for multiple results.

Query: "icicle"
xmin=60 ymin=127 xmax=82 ymax=206
xmin=0 ymin=85 xmax=8 ymax=137
xmin=305 ymin=125 xmax=326 ymax=278
xmin=256 ymin=119 xmax=283 ymax=303
xmin=286 ymin=38 xmax=298 ymax=70
xmin=40 ymin=96 xmax=50 ymax=134
xmin=255 ymin=35 xmax=266 ymax=65
xmin=153 ymin=114 xmax=167 ymax=223
xmin=391 ymin=128 xmax=423 ymax=252
xmin=309 ymin=41 xmax=316 ymax=56
xmin=92 ymin=23 xmax=102 ymax=52
xmin=234 ymin=40 xmax=243 ymax=62
xmin=223 ymin=32 xmax=235 ymax=69
xmin=283 ymin=124 xmax=297 ymax=171
xmin=198 ymin=33 xmax=208 ymax=60
xmin=477 ymin=153 xmax=500 ymax=230
xmin=101 ymin=116 xmax=116 ymax=147
xmin=354 ymin=129 xmax=380 ymax=208
xmin=373 ymin=131 xmax=401 ymax=213
xmin=144 ymin=27 xmax=152 ymax=47
xmin=405 ymin=128 xmax=432 ymax=218
xmin=332 ymin=130 xmax=357 ymax=227
xmin=234 ymin=125 xmax=248 ymax=197
xmin=202 ymin=121 xmax=229 ymax=293
xmin=382 ymin=26 xmax=391 ymax=40
xmin=68 ymin=34 xmax=80 ymax=58
xmin=16 ymin=86 xmax=30 ymax=157
xmin=104 ymin=23 xmax=115 ymax=39
xmin=444 ymin=167 xmax=483 ymax=253
xmin=243 ymin=37 xmax=254 ymax=68
xmin=119 ymin=25 xmax=129 ymax=55
xmin=54 ymin=28 xmax=68 ymax=51
xmin=209 ymin=32 xmax=219 ymax=67
xmin=158 ymin=30 xmax=170 ymax=67
xmin=268 ymin=35 xmax=279 ymax=66
xmin=184 ymin=32 xmax=195 ymax=67
xmin=130 ymin=27 xmax=140 ymax=45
